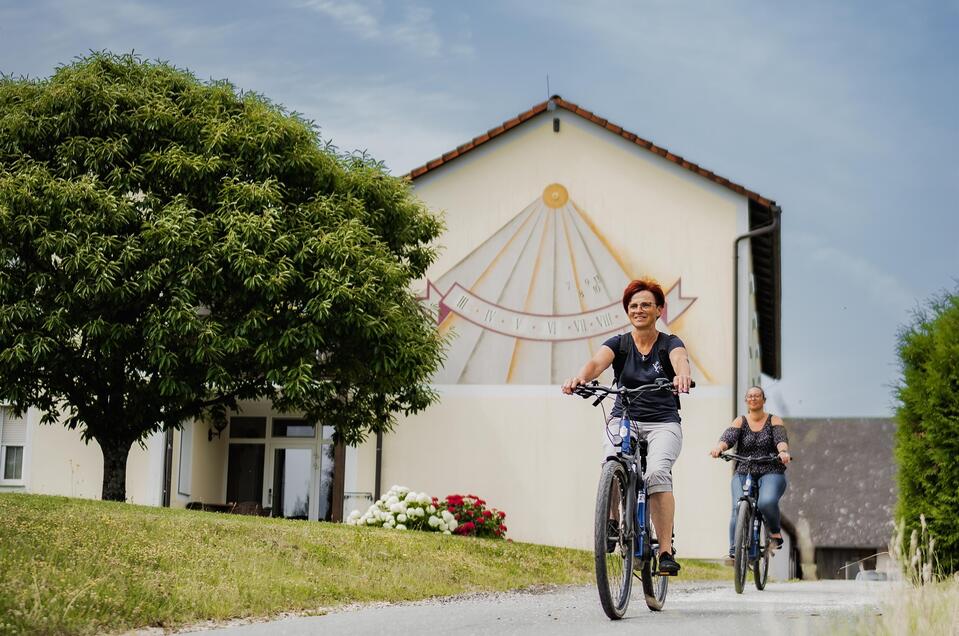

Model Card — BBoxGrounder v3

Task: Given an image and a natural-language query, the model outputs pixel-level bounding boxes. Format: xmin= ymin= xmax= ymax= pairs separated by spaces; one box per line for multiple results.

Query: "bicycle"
xmin=572 ymin=377 xmax=692 ymax=619
xmin=719 ymin=452 xmax=783 ymax=594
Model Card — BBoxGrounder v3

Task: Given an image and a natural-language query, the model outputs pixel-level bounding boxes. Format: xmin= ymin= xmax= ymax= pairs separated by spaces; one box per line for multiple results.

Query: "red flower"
xmin=483 ymin=510 xmax=492 ymax=517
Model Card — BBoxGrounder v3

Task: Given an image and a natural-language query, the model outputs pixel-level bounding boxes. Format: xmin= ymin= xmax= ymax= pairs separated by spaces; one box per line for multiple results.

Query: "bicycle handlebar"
xmin=571 ymin=378 xmax=695 ymax=407
xmin=718 ymin=452 xmax=784 ymax=464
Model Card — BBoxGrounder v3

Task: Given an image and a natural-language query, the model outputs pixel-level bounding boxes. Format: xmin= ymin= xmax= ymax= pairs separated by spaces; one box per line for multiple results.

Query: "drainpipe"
xmin=733 ymin=204 xmax=781 ymax=419
xmin=374 ymin=431 xmax=383 ymax=501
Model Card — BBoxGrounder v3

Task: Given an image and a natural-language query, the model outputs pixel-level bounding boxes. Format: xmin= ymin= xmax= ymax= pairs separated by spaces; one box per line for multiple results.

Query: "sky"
xmin=1 ymin=0 xmax=957 ymax=417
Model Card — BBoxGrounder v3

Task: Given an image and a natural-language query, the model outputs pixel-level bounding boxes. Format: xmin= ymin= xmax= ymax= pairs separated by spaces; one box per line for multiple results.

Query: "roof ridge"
xmin=405 ymin=96 xmax=776 ymax=208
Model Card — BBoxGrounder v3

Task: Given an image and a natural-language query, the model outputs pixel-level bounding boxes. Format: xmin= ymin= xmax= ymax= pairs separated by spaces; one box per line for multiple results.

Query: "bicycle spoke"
xmin=595 ymin=461 xmax=633 ymax=619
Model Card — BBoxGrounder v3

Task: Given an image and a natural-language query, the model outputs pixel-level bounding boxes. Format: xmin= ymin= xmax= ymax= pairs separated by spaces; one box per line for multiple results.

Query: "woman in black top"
xmin=709 ymin=386 xmax=791 ymax=559
xmin=563 ymin=278 xmax=693 ymax=575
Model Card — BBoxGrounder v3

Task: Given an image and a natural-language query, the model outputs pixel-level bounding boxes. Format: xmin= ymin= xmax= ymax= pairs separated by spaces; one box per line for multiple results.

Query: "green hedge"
xmin=895 ymin=288 xmax=959 ymax=575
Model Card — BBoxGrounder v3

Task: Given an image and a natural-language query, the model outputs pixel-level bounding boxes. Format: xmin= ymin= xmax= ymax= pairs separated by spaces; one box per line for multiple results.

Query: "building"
xmin=769 ymin=417 xmax=898 ymax=580
xmin=1 ymin=97 xmax=783 ymax=559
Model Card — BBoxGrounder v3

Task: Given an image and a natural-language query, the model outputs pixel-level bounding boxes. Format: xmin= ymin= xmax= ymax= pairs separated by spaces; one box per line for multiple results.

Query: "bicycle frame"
xmin=723 ymin=452 xmax=782 ymax=562
xmin=738 ymin=472 xmax=763 ymax=561
xmin=615 ymin=413 xmax=652 ymax=562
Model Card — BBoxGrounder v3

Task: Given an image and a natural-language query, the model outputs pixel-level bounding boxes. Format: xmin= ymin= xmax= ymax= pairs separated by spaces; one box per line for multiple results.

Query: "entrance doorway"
xmin=225 ymin=415 xmax=343 ymax=521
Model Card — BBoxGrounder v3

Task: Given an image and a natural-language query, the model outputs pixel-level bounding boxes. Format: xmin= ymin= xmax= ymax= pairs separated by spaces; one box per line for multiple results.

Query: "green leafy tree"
xmin=895 ymin=287 xmax=959 ymax=574
xmin=0 ymin=53 xmax=445 ymax=501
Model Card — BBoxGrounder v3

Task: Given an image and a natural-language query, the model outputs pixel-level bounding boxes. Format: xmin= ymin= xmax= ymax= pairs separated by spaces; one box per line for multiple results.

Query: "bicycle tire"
xmin=753 ymin=518 xmax=770 ymax=590
xmin=640 ymin=503 xmax=668 ymax=611
xmin=733 ymin=500 xmax=751 ymax=594
xmin=594 ymin=460 xmax=633 ymax=619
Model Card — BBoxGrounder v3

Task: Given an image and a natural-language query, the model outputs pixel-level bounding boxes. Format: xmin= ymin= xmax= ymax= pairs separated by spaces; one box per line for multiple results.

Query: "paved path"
xmin=176 ymin=579 xmax=887 ymax=635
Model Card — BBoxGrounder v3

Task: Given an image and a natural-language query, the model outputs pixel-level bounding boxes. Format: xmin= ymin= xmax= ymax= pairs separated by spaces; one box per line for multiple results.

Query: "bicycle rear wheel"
xmin=594 ymin=460 xmax=633 ymax=619
xmin=753 ymin=518 xmax=770 ymax=590
xmin=732 ymin=500 xmax=751 ymax=594
xmin=640 ymin=509 xmax=668 ymax=611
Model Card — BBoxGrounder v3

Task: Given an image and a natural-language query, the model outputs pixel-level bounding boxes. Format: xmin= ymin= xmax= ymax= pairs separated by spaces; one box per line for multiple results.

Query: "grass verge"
xmin=0 ymin=493 xmax=726 ymax=635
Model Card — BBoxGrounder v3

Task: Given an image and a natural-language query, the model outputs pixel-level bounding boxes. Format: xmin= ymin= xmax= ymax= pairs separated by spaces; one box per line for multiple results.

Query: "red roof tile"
xmin=405 ymin=95 xmax=776 ymax=208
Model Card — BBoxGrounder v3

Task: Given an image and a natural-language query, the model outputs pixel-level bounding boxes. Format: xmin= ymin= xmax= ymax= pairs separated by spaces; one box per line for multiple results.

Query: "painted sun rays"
xmin=425 ymin=184 xmax=631 ymax=384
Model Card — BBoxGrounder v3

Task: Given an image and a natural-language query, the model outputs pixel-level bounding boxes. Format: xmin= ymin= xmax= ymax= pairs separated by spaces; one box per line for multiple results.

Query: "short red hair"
xmin=621 ymin=278 xmax=666 ymax=314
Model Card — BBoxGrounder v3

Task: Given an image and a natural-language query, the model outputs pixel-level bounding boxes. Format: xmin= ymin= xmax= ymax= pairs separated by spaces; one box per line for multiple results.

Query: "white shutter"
xmin=1 ymin=408 xmax=26 ymax=445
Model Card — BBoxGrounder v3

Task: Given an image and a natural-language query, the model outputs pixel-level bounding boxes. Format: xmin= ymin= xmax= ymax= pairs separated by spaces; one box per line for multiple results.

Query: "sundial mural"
xmin=421 ymin=184 xmax=698 ymax=384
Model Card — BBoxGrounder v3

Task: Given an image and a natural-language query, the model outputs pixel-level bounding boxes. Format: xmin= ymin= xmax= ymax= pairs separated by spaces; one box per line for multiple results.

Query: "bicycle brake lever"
xmin=591 ymin=395 xmax=604 ymax=406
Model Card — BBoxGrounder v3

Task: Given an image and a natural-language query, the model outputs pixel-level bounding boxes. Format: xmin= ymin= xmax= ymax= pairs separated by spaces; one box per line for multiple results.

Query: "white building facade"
xmin=2 ymin=97 xmax=781 ymax=560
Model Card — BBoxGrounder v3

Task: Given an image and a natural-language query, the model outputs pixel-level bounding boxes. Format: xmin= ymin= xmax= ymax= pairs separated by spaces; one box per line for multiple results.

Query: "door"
xmin=265 ymin=418 xmax=333 ymax=521
xmin=226 ymin=415 xmax=341 ymax=521
xmin=271 ymin=446 xmax=314 ymax=520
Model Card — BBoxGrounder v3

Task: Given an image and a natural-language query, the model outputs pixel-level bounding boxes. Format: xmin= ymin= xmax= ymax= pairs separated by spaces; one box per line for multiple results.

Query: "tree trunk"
xmin=99 ymin=436 xmax=133 ymax=502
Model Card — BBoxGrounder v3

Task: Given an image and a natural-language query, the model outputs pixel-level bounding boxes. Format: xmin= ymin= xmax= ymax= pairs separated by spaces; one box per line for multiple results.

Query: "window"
xmin=272 ymin=418 xmax=314 ymax=438
xmin=0 ymin=407 xmax=27 ymax=482
xmin=230 ymin=417 xmax=266 ymax=438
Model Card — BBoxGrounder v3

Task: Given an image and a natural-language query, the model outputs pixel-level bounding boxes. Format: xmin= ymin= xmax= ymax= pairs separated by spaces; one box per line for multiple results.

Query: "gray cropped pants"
xmin=602 ymin=418 xmax=683 ymax=495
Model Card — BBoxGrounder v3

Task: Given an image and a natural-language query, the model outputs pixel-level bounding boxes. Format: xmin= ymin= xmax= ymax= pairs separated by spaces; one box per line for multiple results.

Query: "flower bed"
xmin=445 ymin=494 xmax=507 ymax=539
xmin=346 ymin=486 xmax=507 ymax=539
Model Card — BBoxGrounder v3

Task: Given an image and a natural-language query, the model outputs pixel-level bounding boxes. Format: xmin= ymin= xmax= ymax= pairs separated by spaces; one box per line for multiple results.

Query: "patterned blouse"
xmin=719 ymin=414 xmax=788 ymax=475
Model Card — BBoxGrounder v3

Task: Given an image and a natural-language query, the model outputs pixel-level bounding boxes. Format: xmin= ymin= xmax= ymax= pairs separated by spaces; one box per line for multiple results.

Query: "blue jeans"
xmin=728 ymin=472 xmax=787 ymax=553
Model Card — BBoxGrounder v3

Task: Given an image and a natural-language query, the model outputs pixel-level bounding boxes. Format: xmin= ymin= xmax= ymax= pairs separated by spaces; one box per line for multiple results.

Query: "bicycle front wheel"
xmin=733 ymin=500 xmax=751 ymax=594
xmin=640 ymin=509 xmax=668 ymax=611
xmin=594 ymin=460 xmax=633 ymax=619
xmin=753 ymin=518 xmax=770 ymax=590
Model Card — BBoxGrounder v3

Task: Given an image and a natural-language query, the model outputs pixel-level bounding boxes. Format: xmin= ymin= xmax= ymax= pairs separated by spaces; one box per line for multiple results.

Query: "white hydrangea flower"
xmin=428 ymin=516 xmax=440 ymax=528
xmin=396 ymin=524 xmax=407 ymax=530
xmin=427 ymin=505 xmax=436 ymax=514
xmin=443 ymin=530 xmax=452 ymax=535
xmin=386 ymin=496 xmax=399 ymax=506
xmin=448 ymin=519 xmax=459 ymax=531
xmin=438 ymin=521 xmax=448 ymax=532
xmin=397 ymin=513 xmax=407 ymax=523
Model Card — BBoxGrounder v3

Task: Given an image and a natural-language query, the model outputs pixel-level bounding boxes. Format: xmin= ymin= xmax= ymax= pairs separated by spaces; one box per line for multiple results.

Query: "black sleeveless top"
xmin=719 ymin=415 xmax=788 ymax=475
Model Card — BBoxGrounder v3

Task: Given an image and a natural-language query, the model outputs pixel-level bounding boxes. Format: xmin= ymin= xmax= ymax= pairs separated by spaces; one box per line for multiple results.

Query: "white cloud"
xmin=300 ymin=0 xmax=381 ymax=38
xmin=793 ymin=231 xmax=915 ymax=308
xmin=299 ymin=0 xmax=465 ymax=58
xmin=280 ymin=74 xmax=473 ymax=173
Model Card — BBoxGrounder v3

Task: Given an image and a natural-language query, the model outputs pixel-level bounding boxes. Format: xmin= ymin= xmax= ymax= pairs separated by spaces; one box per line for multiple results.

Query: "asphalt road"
xmin=174 ymin=579 xmax=887 ymax=636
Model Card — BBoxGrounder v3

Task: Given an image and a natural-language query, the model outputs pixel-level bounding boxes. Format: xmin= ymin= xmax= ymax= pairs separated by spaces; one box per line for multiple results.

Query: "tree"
xmin=895 ymin=287 xmax=959 ymax=575
xmin=0 ymin=53 xmax=445 ymax=501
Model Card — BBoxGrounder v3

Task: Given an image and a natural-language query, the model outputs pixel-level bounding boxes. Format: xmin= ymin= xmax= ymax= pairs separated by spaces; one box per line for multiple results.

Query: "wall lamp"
xmin=208 ymin=420 xmax=227 ymax=441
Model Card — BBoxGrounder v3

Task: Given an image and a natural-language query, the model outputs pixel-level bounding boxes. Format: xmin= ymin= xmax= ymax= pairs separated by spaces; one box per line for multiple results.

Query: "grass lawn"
xmin=0 ymin=493 xmax=727 ymax=635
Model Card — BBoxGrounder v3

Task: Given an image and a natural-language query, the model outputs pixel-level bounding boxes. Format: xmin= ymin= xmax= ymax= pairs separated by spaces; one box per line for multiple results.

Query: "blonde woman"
xmin=710 ymin=386 xmax=791 ymax=560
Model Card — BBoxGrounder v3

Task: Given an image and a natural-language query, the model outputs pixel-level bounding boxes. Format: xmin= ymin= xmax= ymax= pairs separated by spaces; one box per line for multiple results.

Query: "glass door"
xmin=271 ymin=447 xmax=314 ymax=520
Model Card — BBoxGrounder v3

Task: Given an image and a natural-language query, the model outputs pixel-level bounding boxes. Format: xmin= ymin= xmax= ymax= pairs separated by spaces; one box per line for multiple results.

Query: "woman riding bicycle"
xmin=562 ymin=278 xmax=692 ymax=575
xmin=709 ymin=386 xmax=791 ymax=561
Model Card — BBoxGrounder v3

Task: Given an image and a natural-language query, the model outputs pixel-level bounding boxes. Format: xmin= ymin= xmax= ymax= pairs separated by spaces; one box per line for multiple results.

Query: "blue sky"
xmin=2 ymin=0 xmax=957 ymax=417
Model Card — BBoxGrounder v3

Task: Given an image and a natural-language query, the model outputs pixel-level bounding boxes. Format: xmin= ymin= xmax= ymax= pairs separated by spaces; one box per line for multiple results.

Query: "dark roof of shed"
xmin=406 ymin=96 xmax=782 ymax=377
xmin=780 ymin=418 xmax=897 ymax=548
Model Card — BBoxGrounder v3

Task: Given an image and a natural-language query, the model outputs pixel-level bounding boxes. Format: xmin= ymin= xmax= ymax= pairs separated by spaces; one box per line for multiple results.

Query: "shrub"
xmin=895 ymin=288 xmax=959 ymax=575
xmin=346 ymin=485 xmax=458 ymax=534
xmin=445 ymin=494 xmax=507 ymax=539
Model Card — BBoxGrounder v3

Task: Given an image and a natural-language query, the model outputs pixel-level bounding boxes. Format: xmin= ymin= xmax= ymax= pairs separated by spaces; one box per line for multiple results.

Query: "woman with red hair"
xmin=562 ymin=278 xmax=693 ymax=575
